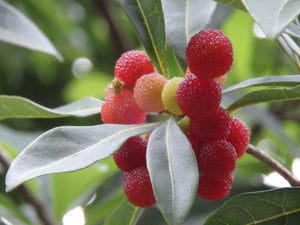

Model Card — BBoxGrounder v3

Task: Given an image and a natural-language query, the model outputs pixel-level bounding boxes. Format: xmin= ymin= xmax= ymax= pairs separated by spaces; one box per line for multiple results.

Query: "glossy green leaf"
xmin=104 ymin=198 xmax=144 ymax=225
xmin=5 ymin=122 xmax=160 ymax=191
xmin=162 ymin=0 xmax=216 ymax=67
xmin=227 ymin=85 xmax=300 ymax=112
xmin=213 ymin=0 xmax=246 ymax=11
xmin=117 ymin=0 xmax=167 ymax=77
xmin=223 ymin=75 xmax=300 ymax=94
xmin=0 ymin=96 xmax=103 ymax=119
xmin=147 ymin=117 xmax=199 ymax=225
xmin=0 ymin=1 xmax=62 ymax=60
xmin=242 ymin=0 xmax=300 ymax=39
xmin=204 ymin=187 xmax=300 ymax=225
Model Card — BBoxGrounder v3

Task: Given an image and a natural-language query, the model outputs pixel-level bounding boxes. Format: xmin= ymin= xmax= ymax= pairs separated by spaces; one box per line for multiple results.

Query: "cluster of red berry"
xmin=101 ymin=29 xmax=250 ymax=206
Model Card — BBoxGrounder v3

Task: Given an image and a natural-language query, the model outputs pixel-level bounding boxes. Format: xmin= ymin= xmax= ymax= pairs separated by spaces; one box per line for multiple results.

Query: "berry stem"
xmin=246 ymin=144 xmax=300 ymax=186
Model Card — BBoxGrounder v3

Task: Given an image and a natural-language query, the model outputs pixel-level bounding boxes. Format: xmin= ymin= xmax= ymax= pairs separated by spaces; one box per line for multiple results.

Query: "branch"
xmin=246 ymin=144 xmax=300 ymax=186
xmin=0 ymin=147 xmax=57 ymax=225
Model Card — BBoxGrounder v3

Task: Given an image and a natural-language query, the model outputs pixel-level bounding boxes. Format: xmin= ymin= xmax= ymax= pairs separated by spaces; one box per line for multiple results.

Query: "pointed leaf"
xmin=213 ymin=0 xmax=246 ymax=11
xmin=0 ymin=1 xmax=62 ymax=60
xmin=0 ymin=96 xmax=103 ymax=120
xmin=223 ymin=75 xmax=300 ymax=94
xmin=147 ymin=117 xmax=199 ymax=225
xmin=162 ymin=0 xmax=217 ymax=66
xmin=227 ymin=85 xmax=300 ymax=112
xmin=242 ymin=0 xmax=300 ymax=39
xmin=104 ymin=199 xmax=144 ymax=225
xmin=5 ymin=122 xmax=160 ymax=191
xmin=204 ymin=188 xmax=300 ymax=225
xmin=117 ymin=0 xmax=167 ymax=77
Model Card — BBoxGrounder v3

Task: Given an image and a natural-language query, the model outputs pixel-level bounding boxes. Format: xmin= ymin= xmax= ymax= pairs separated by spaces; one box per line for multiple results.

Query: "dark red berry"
xmin=176 ymin=74 xmax=222 ymax=119
xmin=186 ymin=133 xmax=202 ymax=159
xmin=197 ymin=140 xmax=237 ymax=180
xmin=101 ymin=88 xmax=146 ymax=124
xmin=189 ymin=107 xmax=231 ymax=142
xmin=113 ymin=136 xmax=147 ymax=172
xmin=124 ymin=166 xmax=156 ymax=207
xmin=197 ymin=174 xmax=234 ymax=201
xmin=186 ymin=29 xmax=233 ymax=79
xmin=115 ymin=50 xmax=155 ymax=87
xmin=227 ymin=117 xmax=250 ymax=159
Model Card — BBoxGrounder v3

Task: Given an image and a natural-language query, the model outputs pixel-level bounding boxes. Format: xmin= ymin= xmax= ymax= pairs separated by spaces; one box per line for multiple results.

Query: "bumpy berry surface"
xmin=196 ymin=140 xmax=237 ymax=180
xmin=176 ymin=74 xmax=222 ymax=119
xmin=186 ymin=133 xmax=202 ymax=160
xmin=101 ymin=88 xmax=146 ymax=124
xmin=124 ymin=166 xmax=156 ymax=207
xmin=189 ymin=107 xmax=231 ymax=142
xmin=113 ymin=136 xmax=147 ymax=172
xmin=227 ymin=117 xmax=250 ymax=159
xmin=114 ymin=50 xmax=155 ymax=87
xmin=186 ymin=29 xmax=233 ymax=79
xmin=162 ymin=77 xmax=184 ymax=115
xmin=197 ymin=174 xmax=234 ymax=201
xmin=134 ymin=73 xmax=167 ymax=112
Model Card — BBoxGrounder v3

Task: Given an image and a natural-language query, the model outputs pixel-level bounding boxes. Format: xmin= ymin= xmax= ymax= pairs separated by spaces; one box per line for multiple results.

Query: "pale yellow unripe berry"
xmin=161 ymin=77 xmax=184 ymax=115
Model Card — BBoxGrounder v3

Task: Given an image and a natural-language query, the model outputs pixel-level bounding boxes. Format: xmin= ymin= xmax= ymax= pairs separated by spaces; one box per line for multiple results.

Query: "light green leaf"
xmin=0 ymin=96 xmax=103 ymax=120
xmin=147 ymin=117 xmax=199 ymax=225
xmin=5 ymin=122 xmax=160 ymax=191
xmin=117 ymin=0 xmax=167 ymax=77
xmin=242 ymin=0 xmax=300 ymax=39
xmin=104 ymin=198 xmax=144 ymax=225
xmin=0 ymin=1 xmax=62 ymax=60
xmin=223 ymin=75 xmax=300 ymax=94
xmin=213 ymin=0 xmax=246 ymax=11
xmin=204 ymin=188 xmax=300 ymax=225
xmin=162 ymin=0 xmax=217 ymax=67
xmin=227 ymin=85 xmax=300 ymax=112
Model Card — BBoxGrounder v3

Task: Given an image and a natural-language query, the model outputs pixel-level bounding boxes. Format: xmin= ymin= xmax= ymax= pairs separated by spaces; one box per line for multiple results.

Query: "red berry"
xmin=101 ymin=88 xmax=146 ymax=124
xmin=197 ymin=174 xmax=234 ymax=201
xmin=114 ymin=50 xmax=155 ymax=87
xmin=227 ymin=117 xmax=250 ymax=159
xmin=113 ymin=136 xmax=147 ymax=172
xmin=189 ymin=107 xmax=231 ymax=142
xmin=186 ymin=133 xmax=202 ymax=158
xmin=197 ymin=140 xmax=237 ymax=180
xmin=124 ymin=166 xmax=156 ymax=207
xmin=176 ymin=74 xmax=222 ymax=119
xmin=186 ymin=29 xmax=233 ymax=79
xmin=134 ymin=73 xmax=167 ymax=113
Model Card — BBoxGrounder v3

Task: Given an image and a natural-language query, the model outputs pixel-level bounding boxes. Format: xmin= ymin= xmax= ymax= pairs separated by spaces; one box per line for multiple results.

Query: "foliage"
xmin=1 ymin=0 xmax=300 ymax=225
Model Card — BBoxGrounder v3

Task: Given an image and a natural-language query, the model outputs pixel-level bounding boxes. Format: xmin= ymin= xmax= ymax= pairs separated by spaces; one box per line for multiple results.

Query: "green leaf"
xmin=227 ymin=85 xmax=300 ymax=113
xmin=223 ymin=75 xmax=300 ymax=94
xmin=104 ymin=198 xmax=144 ymax=225
xmin=0 ymin=1 xmax=62 ymax=60
xmin=5 ymin=122 xmax=160 ymax=191
xmin=213 ymin=0 xmax=246 ymax=11
xmin=117 ymin=0 xmax=167 ymax=77
xmin=162 ymin=0 xmax=217 ymax=67
xmin=242 ymin=0 xmax=300 ymax=39
xmin=204 ymin=187 xmax=300 ymax=225
xmin=147 ymin=117 xmax=199 ymax=225
xmin=0 ymin=96 xmax=103 ymax=120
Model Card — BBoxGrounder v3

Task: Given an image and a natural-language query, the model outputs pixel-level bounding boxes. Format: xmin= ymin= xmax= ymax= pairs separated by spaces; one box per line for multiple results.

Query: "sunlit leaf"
xmin=213 ymin=0 xmax=246 ymax=11
xmin=147 ymin=117 xmax=199 ymax=225
xmin=117 ymin=0 xmax=167 ymax=77
xmin=0 ymin=96 xmax=103 ymax=120
xmin=227 ymin=85 xmax=300 ymax=112
xmin=104 ymin=198 xmax=144 ymax=225
xmin=0 ymin=0 xmax=62 ymax=60
xmin=242 ymin=0 xmax=300 ymax=39
xmin=162 ymin=0 xmax=217 ymax=67
xmin=204 ymin=188 xmax=300 ymax=225
xmin=5 ymin=122 xmax=160 ymax=191
xmin=223 ymin=75 xmax=300 ymax=94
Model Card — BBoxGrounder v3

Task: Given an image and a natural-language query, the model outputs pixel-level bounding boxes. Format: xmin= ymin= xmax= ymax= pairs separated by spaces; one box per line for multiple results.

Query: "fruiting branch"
xmin=246 ymin=144 xmax=300 ymax=186
xmin=0 ymin=147 xmax=57 ymax=225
